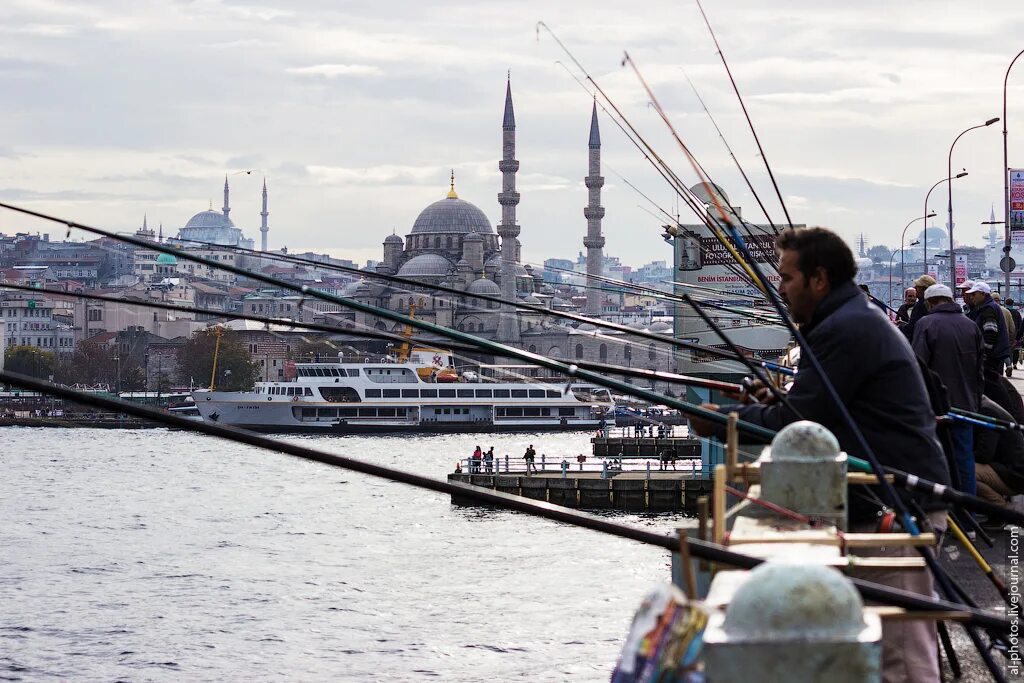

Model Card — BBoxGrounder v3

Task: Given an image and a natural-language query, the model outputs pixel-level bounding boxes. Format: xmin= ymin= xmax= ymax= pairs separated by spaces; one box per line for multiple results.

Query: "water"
xmin=1 ymin=428 xmax=689 ymax=682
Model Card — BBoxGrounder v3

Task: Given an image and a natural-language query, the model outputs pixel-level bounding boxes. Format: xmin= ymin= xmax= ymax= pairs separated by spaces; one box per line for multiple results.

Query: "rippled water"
xmin=1 ymin=428 xmax=689 ymax=682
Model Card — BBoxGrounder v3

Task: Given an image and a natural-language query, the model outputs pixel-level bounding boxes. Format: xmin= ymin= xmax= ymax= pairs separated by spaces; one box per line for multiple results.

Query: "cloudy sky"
xmin=0 ymin=0 xmax=1019 ymax=268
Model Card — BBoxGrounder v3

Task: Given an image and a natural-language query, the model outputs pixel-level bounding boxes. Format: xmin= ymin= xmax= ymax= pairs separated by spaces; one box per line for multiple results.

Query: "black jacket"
xmin=911 ymin=302 xmax=983 ymax=412
xmin=901 ymin=298 xmax=929 ymax=340
xmin=967 ymin=296 xmax=1010 ymax=369
xmin=975 ymin=397 xmax=1024 ymax=493
xmin=719 ymin=281 xmax=950 ymax=522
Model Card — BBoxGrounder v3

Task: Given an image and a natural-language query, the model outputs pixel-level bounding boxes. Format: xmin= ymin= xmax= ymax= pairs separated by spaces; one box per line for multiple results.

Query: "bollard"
xmin=541 ymin=453 xmax=546 ymax=472
xmin=601 ymin=460 xmax=608 ymax=479
xmin=561 ymin=460 xmax=568 ymax=478
xmin=760 ymin=421 xmax=847 ymax=529
xmin=504 ymin=454 xmax=509 ymax=473
xmin=646 ymin=461 xmax=651 ymax=480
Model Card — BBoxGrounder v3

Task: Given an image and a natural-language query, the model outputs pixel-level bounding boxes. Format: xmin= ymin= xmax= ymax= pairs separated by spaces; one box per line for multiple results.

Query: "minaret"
xmin=222 ymin=175 xmax=231 ymax=220
xmin=158 ymin=222 xmax=163 ymax=243
xmin=496 ymin=74 xmax=521 ymax=343
xmin=583 ymin=102 xmax=605 ymax=317
xmin=260 ymin=178 xmax=269 ymax=251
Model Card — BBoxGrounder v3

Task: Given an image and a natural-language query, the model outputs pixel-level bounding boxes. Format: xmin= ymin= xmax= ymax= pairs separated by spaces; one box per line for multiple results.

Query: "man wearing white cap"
xmin=913 ymin=283 xmax=983 ymax=497
xmin=964 ymin=282 xmax=1010 ymax=372
xmin=901 ymin=274 xmax=936 ymax=340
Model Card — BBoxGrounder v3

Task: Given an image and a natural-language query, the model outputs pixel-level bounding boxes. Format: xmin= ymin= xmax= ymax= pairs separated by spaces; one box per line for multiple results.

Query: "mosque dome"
xmin=384 ymin=233 xmax=404 ymax=244
xmin=184 ymin=210 xmax=235 ymax=230
xmin=467 ymin=278 xmax=502 ymax=296
xmin=155 ymin=253 xmax=178 ymax=265
xmin=340 ymin=280 xmax=363 ymax=297
xmin=411 ymin=197 xmax=493 ymax=235
xmin=648 ymin=321 xmax=672 ymax=333
xmin=396 ymin=253 xmax=455 ymax=278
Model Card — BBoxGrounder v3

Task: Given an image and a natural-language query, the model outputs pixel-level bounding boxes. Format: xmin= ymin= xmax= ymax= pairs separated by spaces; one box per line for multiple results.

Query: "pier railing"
xmin=456 ymin=454 xmax=704 ymax=479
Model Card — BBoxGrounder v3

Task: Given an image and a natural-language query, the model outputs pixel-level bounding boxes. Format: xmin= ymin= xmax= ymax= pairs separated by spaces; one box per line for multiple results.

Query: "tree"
xmin=54 ymin=340 xmax=117 ymax=387
xmin=867 ymin=244 xmax=894 ymax=264
xmin=4 ymin=346 xmax=55 ymax=380
xmin=178 ymin=328 xmax=258 ymax=391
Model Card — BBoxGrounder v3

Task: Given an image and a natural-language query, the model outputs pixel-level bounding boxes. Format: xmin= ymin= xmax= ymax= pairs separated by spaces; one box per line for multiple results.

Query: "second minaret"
xmin=583 ymin=102 xmax=605 ymax=317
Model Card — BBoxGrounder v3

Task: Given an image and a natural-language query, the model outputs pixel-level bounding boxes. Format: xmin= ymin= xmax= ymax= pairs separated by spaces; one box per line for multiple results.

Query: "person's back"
xmin=911 ymin=295 xmax=983 ymax=412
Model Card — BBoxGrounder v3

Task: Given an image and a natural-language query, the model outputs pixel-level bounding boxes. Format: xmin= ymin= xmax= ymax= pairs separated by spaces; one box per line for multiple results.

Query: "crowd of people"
xmin=688 ymin=227 xmax=1022 ymax=683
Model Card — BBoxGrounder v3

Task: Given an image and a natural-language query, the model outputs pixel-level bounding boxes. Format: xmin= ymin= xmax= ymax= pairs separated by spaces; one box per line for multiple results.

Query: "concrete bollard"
xmin=703 ymin=562 xmax=881 ymax=682
xmin=601 ymin=460 xmax=609 ymax=479
xmin=760 ymin=420 xmax=848 ymax=529
xmin=561 ymin=460 xmax=568 ymax=478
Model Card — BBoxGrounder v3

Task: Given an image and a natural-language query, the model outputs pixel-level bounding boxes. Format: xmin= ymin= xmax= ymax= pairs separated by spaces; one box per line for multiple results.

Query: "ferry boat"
xmin=191 ymin=353 xmax=614 ymax=434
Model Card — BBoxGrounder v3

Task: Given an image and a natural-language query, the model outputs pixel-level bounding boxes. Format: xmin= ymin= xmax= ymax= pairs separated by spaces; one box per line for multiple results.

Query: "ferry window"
xmin=505 ymin=407 xmax=523 ymax=417
xmin=475 ymin=389 xmax=492 ymax=398
xmin=358 ymin=408 xmax=377 ymax=417
xmin=347 ymin=369 xmax=360 ymax=377
xmin=540 ymin=408 xmax=550 ymax=416
xmin=421 ymin=389 xmax=438 ymax=398
xmin=365 ymin=389 xmax=382 ymax=398
xmin=524 ymin=408 xmax=541 ymax=417
xmin=457 ymin=389 xmax=473 ymax=398
xmin=338 ymin=408 xmax=357 ymax=417
xmin=301 ymin=408 xmax=317 ymax=418
xmin=383 ymin=389 xmax=400 ymax=398
xmin=320 ymin=387 xmax=361 ymax=402
xmin=546 ymin=390 xmax=560 ymax=398
xmin=401 ymin=389 xmax=419 ymax=398
xmin=378 ymin=408 xmax=396 ymax=417
xmin=559 ymin=408 xmax=575 ymax=416
xmin=443 ymin=408 xmax=451 ymax=415
xmin=305 ymin=388 xmax=313 ymax=396
xmin=493 ymin=389 xmax=510 ymax=398
xmin=434 ymin=409 xmax=442 ymax=415
xmin=495 ymin=408 xmax=505 ymax=417
xmin=396 ymin=408 xmax=407 ymax=416
xmin=318 ymin=408 xmax=338 ymax=418
xmin=438 ymin=389 xmax=456 ymax=398
xmin=528 ymin=390 xmax=545 ymax=398
xmin=511 ymin=389 xmax=528 ymax=398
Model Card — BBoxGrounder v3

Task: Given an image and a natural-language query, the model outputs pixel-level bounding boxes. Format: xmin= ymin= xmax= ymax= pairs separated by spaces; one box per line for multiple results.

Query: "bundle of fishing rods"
xmin=0 ymin=7 xmax=1017 ymax=678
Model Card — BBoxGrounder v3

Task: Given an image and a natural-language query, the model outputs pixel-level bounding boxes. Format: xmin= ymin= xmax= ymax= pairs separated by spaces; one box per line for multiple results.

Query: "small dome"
xmin=155 ymin=253 xmax=178 ymax=265
xmin=521 ymin=295 xmax=542 ymax=305
xmin=649 ymin=321 xmax=672 ymax=332
xmin=467 ymin=277 xmax=502 ymax=296
xmin=724 ymin=562 xmax=865 ymax=639
xmin=411 ymin=197 xmax=493 ymax=235
xmin=340 ymin=280 xmax=362 ymax=297
xmin=384 ymin=233 xmax=403 ymax=244
xmin=771 ymin=421 xmax=841 ymax=461
xmin=184 ymin=210 xmax=234 ymax=230
xmin=396 ymin=253 xmax=455 ymax=278
xmin=464 ymin=231 xmax=484 ymax=242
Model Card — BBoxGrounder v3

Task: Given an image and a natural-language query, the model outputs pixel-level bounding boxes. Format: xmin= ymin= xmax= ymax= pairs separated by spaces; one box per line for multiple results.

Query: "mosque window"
xmin=599 ymin=344 xmax=607 ymax=361
xmin=419 ymin=298 xmax=425 ymax=307
xmin=649 ymin=344 xmax=656 ymax=361
xmin=434 ymin=236 xmax=441 ymax=248
xmin=397 ymin=298 xmax=404 ymax=310
xmin=575 ymin=344 xmax=583 ymax=359
xmin=528 ymin=345 xmax=536 ymax=353
xmin=446 ymin=236 xmax=453 ymax=249
xmin=624 ymin=346 xmax=632 ymax=363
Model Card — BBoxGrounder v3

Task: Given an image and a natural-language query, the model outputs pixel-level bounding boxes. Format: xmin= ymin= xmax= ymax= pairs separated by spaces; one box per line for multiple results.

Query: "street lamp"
xmin=923 ymin=172 xmax=968 ymax=277
xmin=900 ymin=212 xmax=937 ymax=293
xmin=949 ymin=117 xmax=1000 ymax=291
xmin=889 ymin=240 xmax=921 ymax=306
xmin=1004 ymin=49 xmax=1024 ymax=297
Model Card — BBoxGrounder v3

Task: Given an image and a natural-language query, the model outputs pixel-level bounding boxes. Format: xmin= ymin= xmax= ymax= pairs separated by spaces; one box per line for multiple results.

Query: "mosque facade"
xmin=171 ymin=176 xmax=269 ymax=251
xmin=350 ymin=79 xmax=608 ymax=346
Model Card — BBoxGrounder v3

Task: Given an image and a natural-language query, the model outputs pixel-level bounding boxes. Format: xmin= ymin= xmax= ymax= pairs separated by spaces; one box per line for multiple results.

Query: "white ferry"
xmin=191 ymin=353 xmax=614 ymax=434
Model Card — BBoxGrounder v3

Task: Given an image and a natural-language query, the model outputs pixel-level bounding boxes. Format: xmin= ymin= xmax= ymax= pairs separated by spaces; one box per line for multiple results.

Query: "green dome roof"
xmin=155 ymin=253 xmax=178 ymax=265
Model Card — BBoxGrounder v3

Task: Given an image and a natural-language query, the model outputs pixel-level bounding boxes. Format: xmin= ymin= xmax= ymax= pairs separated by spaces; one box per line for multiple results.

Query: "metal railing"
xmin=455 ymin=453 xmax=704 ymax=479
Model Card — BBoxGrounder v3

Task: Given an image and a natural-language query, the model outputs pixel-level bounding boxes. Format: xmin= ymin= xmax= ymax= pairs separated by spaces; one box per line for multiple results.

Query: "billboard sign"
xmin=1010 ymin=169 xmax=1024 ymax=242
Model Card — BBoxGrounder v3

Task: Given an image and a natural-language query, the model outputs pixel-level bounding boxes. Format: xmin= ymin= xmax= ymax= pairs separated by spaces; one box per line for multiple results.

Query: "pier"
xmin=448 ymin=456 xmax=711 ymax=512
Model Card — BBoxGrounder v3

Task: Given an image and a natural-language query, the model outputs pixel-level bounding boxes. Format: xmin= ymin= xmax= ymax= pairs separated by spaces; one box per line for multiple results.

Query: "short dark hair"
xmin=776 ymin=227 xmax=857 ymax=287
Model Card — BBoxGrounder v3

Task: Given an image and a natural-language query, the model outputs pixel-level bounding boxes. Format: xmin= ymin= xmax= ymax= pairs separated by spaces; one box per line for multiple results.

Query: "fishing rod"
xmin=682 ymin=68 xmax=778 ymax=233
xmin=167 ymin=236 xmax=770 ymax=373
xmin=0 ymin=201 xmax=778 ymax=441
xmin=0 ymin=369 xmax=1011 ymax=635
xmin=951 ymin=406 xmax=1024 ymax=432
xmin=694 ymin=0 xmax=793 ymax=230
xmin=542 ymin=24 xmax=772 ymax=291
xmin=664 ymin=280 xmax=767 ymax=302
xmin=624 ymin=54 xmax=1009 ymax=674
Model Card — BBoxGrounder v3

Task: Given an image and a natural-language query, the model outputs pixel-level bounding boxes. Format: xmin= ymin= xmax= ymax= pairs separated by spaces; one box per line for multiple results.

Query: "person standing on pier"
xmin=690 ymin=227 xmax=950 ymax=683
xmin=524 ymin=444 xmax=537 ymax=475
xmin=484 ymin=447 xmax=494 ymax=474
xmin=471 ymin=445 xmax=482 ymax=473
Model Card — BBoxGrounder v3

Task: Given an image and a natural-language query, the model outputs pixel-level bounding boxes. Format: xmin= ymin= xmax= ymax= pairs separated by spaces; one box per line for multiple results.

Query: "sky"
xmin=0 ymin=0 xmax=1020 ymax=268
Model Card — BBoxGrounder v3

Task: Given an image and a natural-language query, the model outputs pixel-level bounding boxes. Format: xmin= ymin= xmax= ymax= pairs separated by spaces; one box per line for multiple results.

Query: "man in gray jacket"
xmin=912 ymin=283 xmax=983 ymax=497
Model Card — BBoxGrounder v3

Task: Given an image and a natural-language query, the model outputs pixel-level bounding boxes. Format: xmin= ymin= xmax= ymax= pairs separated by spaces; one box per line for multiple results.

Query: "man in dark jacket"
xmin=895 ymin=287 xmax=917 ymax=324
xmin=690 ymin=228 xmax=950 ymax=683
xmin=901 ymin=274 xmax=936 ymax=340
xmin=1006 ymin=298 xmax=1024 ymax=369
xmin=964 ymin=281 xmax=1016 ymax=416
xmin=974 ymin=397 xmax=1024 ymax=521
xmin=912 ymin=283 xmax=983 ymax=496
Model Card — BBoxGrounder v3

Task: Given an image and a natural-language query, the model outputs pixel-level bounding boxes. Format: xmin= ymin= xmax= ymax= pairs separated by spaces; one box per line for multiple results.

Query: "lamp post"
xmin=923 ymin=172 xmax=968 ymax=280
xmin=1004 ymin=50 xmax=1024 ymax=297
xmin=900 ymin=212 xmax=937 ymax=293
xmin=948 ymin=118 xmax=999 ymax=291
xmin=891 ymin=237 xmax=924 ymax=305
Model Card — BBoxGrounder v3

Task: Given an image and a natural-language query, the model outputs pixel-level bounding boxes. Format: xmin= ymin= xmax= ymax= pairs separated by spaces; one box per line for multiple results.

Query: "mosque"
xmin=170 ymin=176 xmax=270 ymax=251
xmin=347 ymin=78 xmax=608 ymax=345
